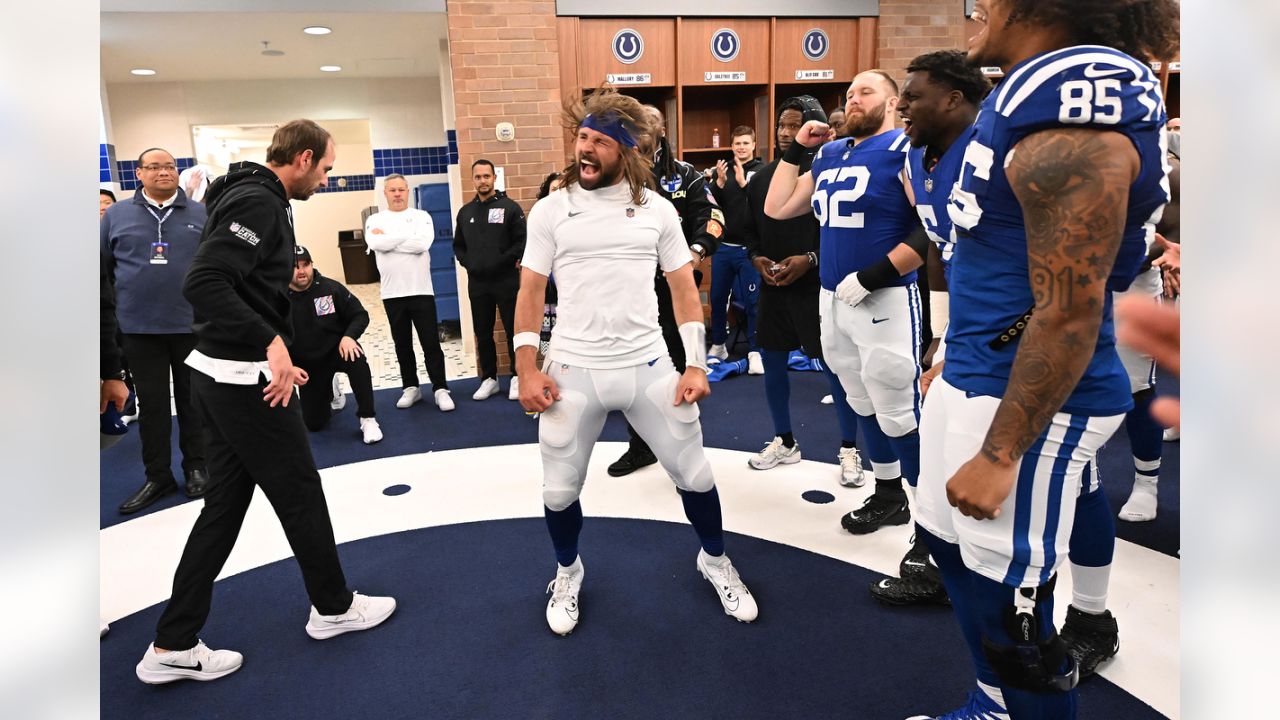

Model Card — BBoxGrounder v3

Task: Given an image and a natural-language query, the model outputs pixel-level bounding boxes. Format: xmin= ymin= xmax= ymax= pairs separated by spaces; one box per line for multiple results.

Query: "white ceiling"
xmin=101 ymin=12 xmax=449 ymax=83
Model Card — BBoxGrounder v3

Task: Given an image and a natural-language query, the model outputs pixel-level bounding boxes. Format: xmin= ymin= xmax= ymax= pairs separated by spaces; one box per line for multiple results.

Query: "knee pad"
xmin=980 ymin=575 xmax=1079 ymax=694
xmin=542 ymin=485 xmax=581 ymax=513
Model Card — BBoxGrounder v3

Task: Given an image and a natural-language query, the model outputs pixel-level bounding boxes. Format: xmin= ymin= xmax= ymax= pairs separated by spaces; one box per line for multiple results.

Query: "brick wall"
xmin=876 ymin=0 xmax=969 ymax=85
xmin=446 ymin=0 xmax=567 ymax=376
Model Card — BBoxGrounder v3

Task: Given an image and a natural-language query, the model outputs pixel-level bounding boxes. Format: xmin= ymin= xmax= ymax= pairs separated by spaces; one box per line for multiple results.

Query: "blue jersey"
xmin=942 ymin=45 xmax=1171 ymax=416
xmin=810 ymin=129 xmax=918 ymax=291
xmin=905 ymin=124 xmax=975 ymax=282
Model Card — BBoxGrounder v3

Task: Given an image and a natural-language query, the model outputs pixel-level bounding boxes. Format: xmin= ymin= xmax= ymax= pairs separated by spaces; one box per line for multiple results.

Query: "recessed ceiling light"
xmin=303 ymin=26 xmax=332 ymax=35
xmin=260 ymin=41 xmax=285 ymax=57
xmin=130 ymin=68 xmax=156 ymax=76
xmin=319 ymin=65 xmax=342 ymax=72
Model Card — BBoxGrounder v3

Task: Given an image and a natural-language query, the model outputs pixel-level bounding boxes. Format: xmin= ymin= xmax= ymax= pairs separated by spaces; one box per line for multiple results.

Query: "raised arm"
xmin=764 ymin=120 xmax=829 ymax=220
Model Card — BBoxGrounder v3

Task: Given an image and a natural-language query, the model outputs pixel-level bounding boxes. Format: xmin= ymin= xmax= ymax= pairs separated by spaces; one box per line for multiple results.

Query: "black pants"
xmin=626 ymin=272 xmax=697 ymax=452
xmin=383 ymin=295 xmax=449 ymax=391
xmin=155 ymin=371 xmax=353 ymax=651
xmin=121 ymin=333 xmax=205 ymax=484
xmin=468 ymin=274 xmax=518 ymax=380
xmin=298 ymin=353 xmax=377 ymax=431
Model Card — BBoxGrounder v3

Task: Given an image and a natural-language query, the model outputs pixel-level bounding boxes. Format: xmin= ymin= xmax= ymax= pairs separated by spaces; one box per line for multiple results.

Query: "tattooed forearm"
xmin=979 ymin=128 xmax=1138 ymax=464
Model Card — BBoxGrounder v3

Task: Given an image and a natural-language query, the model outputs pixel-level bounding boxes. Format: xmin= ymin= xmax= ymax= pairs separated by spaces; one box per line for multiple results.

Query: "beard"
xmin=577 ymin=155 xmax=623 ymax=190
xmin=844 ymin=101 xmax=888 ymax=138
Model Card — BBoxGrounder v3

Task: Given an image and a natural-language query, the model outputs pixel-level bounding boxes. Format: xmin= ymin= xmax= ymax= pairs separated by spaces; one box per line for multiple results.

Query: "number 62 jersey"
xmin=942 ymin=45 xmax=1171 ymax=417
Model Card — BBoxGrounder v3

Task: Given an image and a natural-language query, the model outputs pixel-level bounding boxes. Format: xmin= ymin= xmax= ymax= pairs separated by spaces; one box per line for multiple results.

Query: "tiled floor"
xmin=347 ymin=282 xmax=474 ymax=391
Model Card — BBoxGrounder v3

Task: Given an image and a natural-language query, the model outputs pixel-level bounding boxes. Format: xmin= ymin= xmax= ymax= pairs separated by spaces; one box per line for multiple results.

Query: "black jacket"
xmin=652 ymin=147 xmax=723 ymax=256
xmin=453 ymin=190 xmax=526 ymax=279
xmin=286 ymin=270 xmax=370 ymax=364
xmin=708 ymin=157 xmax=764 ymax=247
xmin=743 ymin=158 xmax=821 ymax=292
xmin=183 ymin=161 xmax=297 ymax=361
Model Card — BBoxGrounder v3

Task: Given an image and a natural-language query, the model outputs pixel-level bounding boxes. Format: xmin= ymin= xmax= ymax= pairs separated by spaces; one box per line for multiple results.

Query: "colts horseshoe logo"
xmin=803 ymin=29 xmax=829 ymax=62
xmin=612 ymin=28 xmax=644 ymax=65
xmin=711 ymin=28 xmax=740 ymax=63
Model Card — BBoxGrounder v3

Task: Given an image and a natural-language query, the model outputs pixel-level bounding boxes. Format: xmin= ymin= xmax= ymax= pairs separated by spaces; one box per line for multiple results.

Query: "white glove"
xmin=834 ymin=272 xmax=871 ymax=307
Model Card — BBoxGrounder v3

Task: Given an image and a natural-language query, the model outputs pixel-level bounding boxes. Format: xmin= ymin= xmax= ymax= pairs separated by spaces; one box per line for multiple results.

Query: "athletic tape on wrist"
xmin=679 ymin=322 xmax=709 ymax=372
xmin=513 ymin=332 xmax=541 ymax=350
xmin=930 ymin=291 xmax=950 ymax=338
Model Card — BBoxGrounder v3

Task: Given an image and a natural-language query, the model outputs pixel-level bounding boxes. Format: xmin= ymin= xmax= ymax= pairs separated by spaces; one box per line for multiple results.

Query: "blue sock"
xmin=821 ymin=364 xmax=860 ymax=445
xmin=1069 ymin=477 xmax=1115 ymax=568
xmin=886 ymin=430 xmax=921 ymax=488
xmin=678 ymin=486 xmax=725 ymax=556
xmin=543 ymin=501 xmax=583 ymax=567
xmin=919 ymin=527 xmax=1000 ymax=691
xmin=857 ymin=412 xmax=904 ymax=496
xmin=1127 ymin=387 xmax=1163 ymax=468
xmin=762 ymin=350 xmax=792 ymax=437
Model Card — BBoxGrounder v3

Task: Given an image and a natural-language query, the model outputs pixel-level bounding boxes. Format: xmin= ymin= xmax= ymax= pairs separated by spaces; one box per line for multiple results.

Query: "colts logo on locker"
xmin=803 ymin=29 xmax=829 ymax=62
xmin=711 ymin=29 xmax=740 ymax=63
xmin=612 ymin=29 xmax=644 ymax=65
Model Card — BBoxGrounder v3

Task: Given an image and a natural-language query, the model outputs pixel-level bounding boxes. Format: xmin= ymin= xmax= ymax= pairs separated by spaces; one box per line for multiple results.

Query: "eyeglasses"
xmin=140 ymin=164 xmax=178 ymax=172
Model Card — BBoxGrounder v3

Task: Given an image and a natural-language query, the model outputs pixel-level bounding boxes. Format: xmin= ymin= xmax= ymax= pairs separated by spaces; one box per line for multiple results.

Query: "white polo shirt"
xmin=523 ymin=181 xmax=690 ymax=369
xmin=364 ymin=207 xmax=436 ymax=299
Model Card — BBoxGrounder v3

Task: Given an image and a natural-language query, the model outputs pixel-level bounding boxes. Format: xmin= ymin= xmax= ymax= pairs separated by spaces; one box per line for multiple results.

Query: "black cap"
xmin=787 ymin=95 xmax=828 ymax=125
xmin=294 ymin=245 xmax=312 ymax=263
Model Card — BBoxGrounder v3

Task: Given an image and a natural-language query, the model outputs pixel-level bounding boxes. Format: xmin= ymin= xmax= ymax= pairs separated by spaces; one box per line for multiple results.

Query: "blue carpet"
xmin=100 ymin=518 xmax=1164 ymax=720
xmin=99 ymin=373 xmax=1181 ymax=558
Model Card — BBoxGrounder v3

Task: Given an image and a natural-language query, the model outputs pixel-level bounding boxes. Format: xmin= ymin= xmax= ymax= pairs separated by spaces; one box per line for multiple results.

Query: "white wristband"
xmin=513 ymin=332 xmax=541 ymax=351
xmin=678 ymin=321 xmax=709 ymax=372
xmin=929 ymin=291 xmax=950 ymax=338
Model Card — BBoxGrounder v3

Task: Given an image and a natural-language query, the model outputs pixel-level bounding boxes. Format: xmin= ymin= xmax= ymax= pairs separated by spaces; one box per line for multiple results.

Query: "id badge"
xmin=150 ymin=241 xmax=170 ymax=265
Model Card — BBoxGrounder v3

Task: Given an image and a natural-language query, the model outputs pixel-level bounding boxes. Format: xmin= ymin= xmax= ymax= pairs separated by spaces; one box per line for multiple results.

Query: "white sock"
xmin=701 ymin=549 xmax=730 ymax=567
xmin=872 ymin=460 xmax=901 ymax=481
xmin=1119 ymin=475 xmax=1158 ymax=521
xmin=1070 ymin=562 xmax=1111 ymax=614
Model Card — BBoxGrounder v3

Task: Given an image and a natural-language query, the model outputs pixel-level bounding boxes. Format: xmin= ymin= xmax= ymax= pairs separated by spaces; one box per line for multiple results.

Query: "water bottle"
xmin=711 ymin=128 xmax=720 ymax=148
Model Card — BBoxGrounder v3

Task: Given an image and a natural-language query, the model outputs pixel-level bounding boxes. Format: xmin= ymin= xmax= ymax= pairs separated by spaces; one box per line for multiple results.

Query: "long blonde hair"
xmin=559 ymin=87 xmax=657 ymax=206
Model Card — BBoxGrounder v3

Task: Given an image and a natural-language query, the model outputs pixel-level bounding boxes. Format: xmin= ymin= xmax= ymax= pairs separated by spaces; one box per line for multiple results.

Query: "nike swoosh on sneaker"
xmin=903 ymin=560 xmax=926 ymax=567
xmin=160 ymin=661 xmax=202 ymax=671
xmin=717 ymin=587 xmax=740 ymax=611
xmin=1082 ymin=63 xmax=1126 ymax=79
xmin=877 ymin=580 xmax=893 ymax=589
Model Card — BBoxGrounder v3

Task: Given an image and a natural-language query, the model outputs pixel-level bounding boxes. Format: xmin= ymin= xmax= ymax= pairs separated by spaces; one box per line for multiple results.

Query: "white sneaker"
xmin=396 ymin=386 xmax=422 ymax=409
xmin=472 ymin=377 xmax=500 ymax=400
xmin=697 ymin=550 xmax=758 ymax=622
xmin=508 ymin=375 xmax=520 ymax=401
xmin=359 ymin=417 xmax=383 ymax=444
xmin=1118 ymin=477 xmax=1158 ymax=522
xmin=330 ymin=375 xmax=346 ymax=411
xmin=748 ymin=436 xmax=802 ymax=470
xmin=838 ymin=446 xmax=867 ymax=487
xmin=305 ymin=592 xmax=397 ymax=640
xmin=545 ymin=557 xmax=584 ymax=636
xmin=434 ymin=388 xmax=455 ymax=412
xmin=820 ymin=394 xmax=834 ymax=405
xmin=747 ymin=351 xmax=764 ymax=375
xmin=709 ymin=344 xmax=729 ymax=361
xmin=1163 ymin=426 xmax=1180 ymax=441
xmin=135 ymin=641 xmax=244 ymax=684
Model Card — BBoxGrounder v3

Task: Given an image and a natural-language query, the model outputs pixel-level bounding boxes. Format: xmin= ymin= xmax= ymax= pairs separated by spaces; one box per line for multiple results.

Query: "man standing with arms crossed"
xmin=136 ymin=120 xmax=395 ymax=685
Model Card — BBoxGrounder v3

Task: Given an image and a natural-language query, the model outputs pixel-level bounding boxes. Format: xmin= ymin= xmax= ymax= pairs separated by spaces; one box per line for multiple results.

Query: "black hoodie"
xmin=286 ymin=269 xmax=369 ymax=364
xmin=183 ymin=161 xmax=297 ymax=361
xmin=452 ymin=189 xmax=526 ymax=279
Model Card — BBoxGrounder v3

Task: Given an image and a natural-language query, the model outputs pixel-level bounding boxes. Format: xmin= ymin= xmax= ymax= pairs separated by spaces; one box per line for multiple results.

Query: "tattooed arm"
xmin=945 ymin=128 xmax=1139 ymax=520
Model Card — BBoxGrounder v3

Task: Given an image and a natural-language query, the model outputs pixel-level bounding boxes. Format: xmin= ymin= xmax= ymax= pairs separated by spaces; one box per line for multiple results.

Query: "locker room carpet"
xmin=100 ymin=372 xmax=1181 ymax=719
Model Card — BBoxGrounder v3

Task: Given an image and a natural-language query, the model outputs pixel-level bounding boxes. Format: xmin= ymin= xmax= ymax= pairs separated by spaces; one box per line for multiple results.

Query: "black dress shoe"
xmin=118 ymin=480 xmax=176 ymax=514
xmin=185 ymin=468 xmax=210 ymax=498
xmin=606 ymin=446 xmax=658 ymax=477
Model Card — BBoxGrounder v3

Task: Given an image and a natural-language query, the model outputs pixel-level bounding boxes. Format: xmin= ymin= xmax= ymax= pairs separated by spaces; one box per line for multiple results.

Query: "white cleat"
xmin=330 ymin=375 xmax=346 ymax=411
xmin=708 ymin=344 xmax=729 ymax=361
xmin=359 ymin=417 xmax=383 ymax=444
xmin=135 ymin=641 xmax=243 ymax=684
xmin=1118 ymin=478 xmax=1158 ymax=522
xmin=396 ymin=386 xmax=422 ymax=409
xmin=838 ymin=446 xmax=867 ymax=487
xmin=545 ymin=557 xmax=584 ymax=636
xmin=305 ymin=592 xmax=397 ymax=640
xmin=508 ymin=375 xmax=521 ymax=401
xmin=434 ymin=388 xmax=455 ymax=412
xmin=472 ymin=377 xmax=500 ymax=400
xmin=747 ymin=351 xmax=764 ymax=375
xmin=697 ymin=550 xmax=758 ymax=623
xmin=748 ymin=436 xmax=801 ymax=470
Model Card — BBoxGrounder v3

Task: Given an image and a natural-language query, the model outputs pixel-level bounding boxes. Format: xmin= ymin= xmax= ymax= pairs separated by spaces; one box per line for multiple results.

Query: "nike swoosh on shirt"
xmin=1082 ymin=63 xmax=1127 ymax=79
xmin=567 ymin=210 xmax=585 ymax=217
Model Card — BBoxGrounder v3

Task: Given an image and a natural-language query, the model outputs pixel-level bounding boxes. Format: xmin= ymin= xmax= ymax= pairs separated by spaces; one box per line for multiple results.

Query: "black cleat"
xmin=869 ymin=574 xmax=950 ymax=606
xmin=607 ymin=446 xmax=658 ymax=477
xmin=1059 ymin=605 xmax=1119 ymax=680
xmin=899 ymin=534 xmax=933 ymax=581
xmin=840 ymin=494 xmax=910 ymax=534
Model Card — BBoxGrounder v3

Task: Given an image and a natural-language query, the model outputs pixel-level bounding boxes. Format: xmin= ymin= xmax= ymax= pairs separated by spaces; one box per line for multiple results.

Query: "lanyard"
xmin=144 ymin=204 xmax=174 ymax=245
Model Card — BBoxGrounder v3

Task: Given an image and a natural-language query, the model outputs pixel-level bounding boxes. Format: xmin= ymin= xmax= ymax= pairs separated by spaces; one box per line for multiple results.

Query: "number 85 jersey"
xmin=943 ymin=45 xmax=1171 ymax=417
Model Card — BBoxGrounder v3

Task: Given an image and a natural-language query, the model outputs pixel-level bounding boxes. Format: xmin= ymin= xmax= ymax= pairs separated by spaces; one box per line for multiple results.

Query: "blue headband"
xmin=580 ymin=112 xmax=637 ymax=148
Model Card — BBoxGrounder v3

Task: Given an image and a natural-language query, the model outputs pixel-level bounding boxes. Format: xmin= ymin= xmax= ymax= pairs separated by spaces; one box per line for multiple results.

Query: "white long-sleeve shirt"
xmin=364 ymin=208 xmax=436 ymax=299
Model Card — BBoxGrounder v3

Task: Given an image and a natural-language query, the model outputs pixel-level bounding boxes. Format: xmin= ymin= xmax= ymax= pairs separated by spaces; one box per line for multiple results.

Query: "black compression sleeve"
xmin=782 ymin=140 xmax=817 ymax=167
xmin=855 ymin=255 xmax=901 ymax=291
